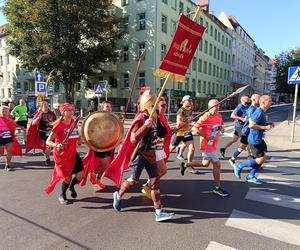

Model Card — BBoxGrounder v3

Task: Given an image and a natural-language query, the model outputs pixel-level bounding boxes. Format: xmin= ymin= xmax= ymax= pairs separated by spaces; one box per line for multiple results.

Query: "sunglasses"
xmin=160 ymin=104 xmax=167 ymax=107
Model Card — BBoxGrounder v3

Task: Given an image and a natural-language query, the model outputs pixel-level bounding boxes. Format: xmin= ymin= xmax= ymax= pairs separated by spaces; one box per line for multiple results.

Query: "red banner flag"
xmin=155 ymin=14 xmax=206 ymax=82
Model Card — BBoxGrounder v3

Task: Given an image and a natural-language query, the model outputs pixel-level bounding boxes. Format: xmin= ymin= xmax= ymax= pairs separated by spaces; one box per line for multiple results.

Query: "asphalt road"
xmin=0 ymin=106 xmax=300 ymax=250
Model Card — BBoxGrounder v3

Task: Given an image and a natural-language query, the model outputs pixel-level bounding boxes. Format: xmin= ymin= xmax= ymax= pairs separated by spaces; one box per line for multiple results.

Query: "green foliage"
xmin=275 ymin=47 xmax=300 ymax=94
xmin=4 ymin=0 xmax=123 ymax=102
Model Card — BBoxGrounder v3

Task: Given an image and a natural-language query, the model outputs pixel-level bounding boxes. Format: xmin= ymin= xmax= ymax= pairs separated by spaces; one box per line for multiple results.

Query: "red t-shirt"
xmin=194 ymin=112 xmax=223 ymax=152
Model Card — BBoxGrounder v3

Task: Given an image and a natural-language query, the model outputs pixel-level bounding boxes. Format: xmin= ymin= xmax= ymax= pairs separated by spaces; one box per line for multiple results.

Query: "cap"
xmin=181 ymin=95 xmax=192 ymax=104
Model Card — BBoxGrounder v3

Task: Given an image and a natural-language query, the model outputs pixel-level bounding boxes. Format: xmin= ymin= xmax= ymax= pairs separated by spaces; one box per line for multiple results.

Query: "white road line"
xmin=264 ymin=164 xmax=300 ymax=175
xmin=206 ymin=241 xmax=237 ymax=250
xmin=226 ymin=209 xmax=300 ymax=247
xmin=257 ymin=174 xmax=300 ymax=188
xmin=245 ymin=189 xmax=300 ymax=210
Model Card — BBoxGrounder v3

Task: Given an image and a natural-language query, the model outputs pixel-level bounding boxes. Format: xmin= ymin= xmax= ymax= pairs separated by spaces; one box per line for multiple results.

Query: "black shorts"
xmin=249 ymin=140 xmax=267 ymax=158
xmin=171 ymin=132 xmax=193 ymax=147
xmin=130 ymin=153 xmax=158 ymax=181
xmin=0 ymin=136 xmax=13 ymax=146
xmin=240 ymin=134 xmax=248 ymax=145
xmin=94 ymin=150 xmax=113 ymax=158
xmin=39 ymin=131 xmax=48 ymax=142
xmin=71 ymin=153 xmax=84 ymax=175
xmin=16 ymin=120 xmax=28 ymax=128
xmin=234 ymin=126 xmax=242 ymax=137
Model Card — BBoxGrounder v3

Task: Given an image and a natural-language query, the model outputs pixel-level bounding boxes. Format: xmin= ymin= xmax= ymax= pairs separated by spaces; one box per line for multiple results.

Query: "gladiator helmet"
xmin=139 ymin=93 xmax=157 ymax=117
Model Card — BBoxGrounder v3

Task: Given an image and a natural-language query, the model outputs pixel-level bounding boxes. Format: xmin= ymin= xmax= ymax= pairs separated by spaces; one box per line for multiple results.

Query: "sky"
xmin=0 ymin=0 xmax=299 ymax=58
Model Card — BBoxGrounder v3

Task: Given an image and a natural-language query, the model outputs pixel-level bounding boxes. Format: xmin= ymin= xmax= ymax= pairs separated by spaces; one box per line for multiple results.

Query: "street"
xmin=0 ymin=106 xmax=300 ymax=250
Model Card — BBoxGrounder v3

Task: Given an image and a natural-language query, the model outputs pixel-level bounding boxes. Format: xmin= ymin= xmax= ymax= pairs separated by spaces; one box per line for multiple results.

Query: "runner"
xmin=11 ymin=99 xmax=29 ymax=144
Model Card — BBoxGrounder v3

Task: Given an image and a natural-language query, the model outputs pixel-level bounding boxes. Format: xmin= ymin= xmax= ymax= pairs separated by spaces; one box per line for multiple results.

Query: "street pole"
xmin=167 ymin=88 xmax=171 ymax=120
xmin=291 ymin=84 xmax=298 ymax=143
xmin=98 ymin=94 xmax=100 ymax=109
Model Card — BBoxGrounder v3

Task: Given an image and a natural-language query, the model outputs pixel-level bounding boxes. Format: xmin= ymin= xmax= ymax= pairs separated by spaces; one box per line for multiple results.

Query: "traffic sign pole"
xmin=291 ymin=84 xmax=298 ymax=143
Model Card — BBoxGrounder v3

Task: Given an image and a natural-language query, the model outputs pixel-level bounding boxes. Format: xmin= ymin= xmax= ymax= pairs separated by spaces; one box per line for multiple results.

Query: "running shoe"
xmin=246 ymin=176 xmax=264 ymax=184
xmin=233 ymin=163 xmax=242 ymax=179
xmin=212 ymin=187 xmax=229 ymax=197
xmin=189 ymin=167 xmax=201 ymax=174
xmin=228 ymin=159 xmax=235 ymax=167
xmin=220 ymin=148 xmax=226 ymax=158
xmin=93 ymin=180 xmax=106 ymax=191
xmin=180 ymin=162 xmax=187 ymax=176
xmin=176 ymin=154 xmax=185 ymax=161
xmin=58 ymin=194 xmax=69 ymax=205
xmin=4 ymin=164 xmax=12 ymax=171
xmin=69 ymin=186 xmax=77 ymax=198
xmin=113 ymin=191 xmax=121 ymax=211
xmin=45 ymin=158 xmax=51 ymax=166
xmin=155 ymin=210 xmax=175 ymax=222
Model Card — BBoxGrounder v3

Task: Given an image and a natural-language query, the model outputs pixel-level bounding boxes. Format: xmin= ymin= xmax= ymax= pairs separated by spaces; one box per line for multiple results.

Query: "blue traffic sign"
xmin=35 ymin=81 xmax=47 ymax=96
xmin=35 ymin=73 xmax=43 ymax=82
xmin=94 ymin=84 xmax=104 ymax=94
xmin=288 ymin=66 xmax=300 ymax=84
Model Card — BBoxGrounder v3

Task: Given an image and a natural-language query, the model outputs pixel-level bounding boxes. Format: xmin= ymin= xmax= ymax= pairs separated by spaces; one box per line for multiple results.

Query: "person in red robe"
xmin=45 ymin=103 xmax=84 ymax=205
xmin=26 ymin=101 xmax=57 ymax=165
xmin=0 ymin=105 xmax=22 ymax=171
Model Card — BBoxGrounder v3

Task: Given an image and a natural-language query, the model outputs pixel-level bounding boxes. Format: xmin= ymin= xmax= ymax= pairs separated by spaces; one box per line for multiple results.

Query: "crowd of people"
xmin=0 ymin=90 xmax=274 ymax=222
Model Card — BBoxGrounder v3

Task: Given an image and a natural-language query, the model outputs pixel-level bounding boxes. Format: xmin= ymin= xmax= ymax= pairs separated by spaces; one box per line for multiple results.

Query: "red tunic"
xmin=44 ymin=119 xmax=79 ymax=194
xmin=158 ymin=114 xmax=172 ymax=162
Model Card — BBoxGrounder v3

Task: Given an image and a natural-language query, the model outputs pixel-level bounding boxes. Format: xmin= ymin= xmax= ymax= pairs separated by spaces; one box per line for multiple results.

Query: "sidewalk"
xmin=265 ymin=121 xmax=300 ymax=152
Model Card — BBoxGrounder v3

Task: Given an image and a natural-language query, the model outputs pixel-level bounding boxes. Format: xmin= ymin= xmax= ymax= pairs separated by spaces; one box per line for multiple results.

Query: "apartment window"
xmin=226 ymin=37 xmax=228 ymax=47
xmin=232 ymin=38 xmax=236 ymax=48
xmin=217 ymin=48 xmax=220 ymax=60
xmin=209 ymin=43 xmax=212 ymax=56
xmin=192 ymin=57 xmax=196 ymax=71
xmin=208 ymin=63 xmax=211 ymax=75
xmin=121 ymin=0 xmax=128 ymax=6
xmin=216 ymin=66 xmax=219 ymax=78
xmin=138 ymin=72 xmax=145 ymax=87
xmin=24 ymin=81 xmax=28 ymax=92
xmin=171 ymin=0 xmax=177 ymax=10
xmin=162 ymin=0 xmax=168 ymax=4
xmin=220 ymin=68 xmax=223 ymax=79
xmin=213 ymin=46 xmax=216 ymax=58
xmin=204 ymin=40 xmax=208 ymax=53
xmin=138 ymin=42 xmax=145 ymax=59
xmin=213 ymin=65 xmax=216 ymax=76
xmin=218 ymin=32 xmax=220 ymax=42
xmin=228 ymin=55 xmax=231 ymax=65
xmin=225 ymin=53 xmax=227 ymax=64
xmin=192 ymin=79 xmax=196 ymax=92
xmin=221 ymin=51 xmax=224 ymax=62
xmin=224 ymin=70 xmax=227 ymax=80
xmin=6 ymin=54 xmax=9 ymax=65
xmin=212 ymin=82 xmax=215 ymax=93
xmin=0 ymin=56 xmax=2 ymax=66
xmin=222 ymin=35 xmax=224 ymax=45
xmin=161 ymin=43 xmax=167 ymax=60
xmin=122 ymin=46 xmax=129 ymax=62
xmin=229 ymin=39 xmax=232 ymax=49
xmin=198 ymin=80 xmax=201 ymax=93
xmin=171 ymin=20 xmax=176 ymax=36
xmin=214 ymin=29 xmax=217 ymax=40
xmin=137 ymin=13 xmax=146 ymax=30
xmin=210 ymin=25 xmax=213 ymax=36
xmin=198 ymin=59 xmax=202 ymax=72
xmin=179 ymin=1 xmax=183 ymax=13
xmin=161 ymin=15 xmax=167 ymax=33
xmin=203 ymin=81 xmax=206 ymax=93
xmin=123 ymin=73 xmax=129 ymax=88
xmin=203 ymin=61 xmax=207 ymax=74
xmin=123 ymin=16 xmax=129 ymax=33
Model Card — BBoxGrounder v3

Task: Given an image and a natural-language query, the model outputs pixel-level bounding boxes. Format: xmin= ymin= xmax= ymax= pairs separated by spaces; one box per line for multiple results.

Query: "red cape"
xmin=26 ymin=111 xmax=56 ymax=153
xmin=102 ymin=113 xmax=145 ymax=187
xmin=80 ymin=148 xmax=114 ymax=187
xmin=1 ymin=117 xmax=22 ymax=156
xmin=159 ymin=114 xmax=172 ymax=161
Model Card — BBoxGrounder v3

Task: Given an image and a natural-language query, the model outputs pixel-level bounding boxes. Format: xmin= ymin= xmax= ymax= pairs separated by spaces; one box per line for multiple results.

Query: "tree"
xmin=274 ymin=47 xmax=300 ymax=95
xmin=4 ymin=0 xmax=123 ymax=102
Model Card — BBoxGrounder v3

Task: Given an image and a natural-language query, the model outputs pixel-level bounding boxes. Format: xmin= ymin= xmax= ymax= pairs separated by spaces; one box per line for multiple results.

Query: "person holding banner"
xmin=180 ymin=99 xmax=230 ymax=197
xmin=44 ymin=103 xmax=84 ymax=205
xmin=11 ymin=99 xmax=29 ymax=145
xmin=112 ymin=93 xmax=174 ymax=222
xmin=27 ymin=101 xmax=57 ymax=165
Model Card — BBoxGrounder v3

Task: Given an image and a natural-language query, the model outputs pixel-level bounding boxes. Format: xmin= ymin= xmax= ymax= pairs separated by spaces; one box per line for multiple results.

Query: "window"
xmin=199 ymin=39 xmax=203 ymax=51
xmin=226 ymin=37 xmax=228 ymax=47
xmin=213 ymin=65 xmax=215 ymax=77
xmin=137 ymin=13 xmax=146 ymax=30
xmin=138 ymin=42 xmax=145 ymax=59
xmin=123 ymin=16 xmax=129 ymax=33
xmin=221 ymin=51 xmax=224 ymax=62
xmin=213 ymin=46 xmax=216 ymax=58
xmin=161 ymin=15 xmax=167 ymax=33
xmin=122 ymin=46 xmax=129 ymax=62
xmin=214 ymin=29 xmax=217 ymax=40
xmin=225 ymin=53 xmax=227 ymax=64
xmin=218 ymin=32 xmax=220 ymax=42
xmin=209 ymin=43 xmax=212 ymax=56
xmin=192 ymin=57 xmax=196 ymax=71
xmin=192 ymin=79 xmax=196 ymax=92
xmin=123 ymin=73 xmax=129 ymax=88
xmin=162 ymin=0 xmax=168 ymax=4
xmin=24 ymin=81 xmax=28 ymax=92
xmin=220 ymin=68 xmax=223 ymax=79
xmin=204 ymin=40 xmax=208 ymax=53
xmin=212 ymin=82 xmax=215 ymax=93
xmin=0 ymin=56 xmax=2 ymax=66
xmin=6 ymin=54 xmax=9 ymax=64
xmin=208 ymin=82 xmax=211 ymax=94
xmin=8 ymin=88 xmax=11 ymax=98
xmin=208 ymin=63 xmax=212 ymax=75
xmin=203 ymin=61 xmax=207 ymax=74
xmin=216 ymin=66 xmax=219 ymax=77
xmin=121 ymin=0 xmax=128 ymax=6
xmin=171 ymin=0 xmax=177 ymax=10
xmin=198 ymin=80 xmax=201 ymax=93
xmin=228 ymin=55 xmax=231 ymax=65
xmin=210 ymin=25 xmax=213 ymax=36
xmin=161 ymin=43 xmax=167 ymax=60
xmin=179 ymin=1 xmax=183 ymax=13
xmin=198 ymin=59 xmax=202 ymax=72
xmin=217 ymin=48 xmax=220 ymax=60
xmin=222 ymin=35 xmax=224 ymax=45
xmin=7 ymin=71 xmax=10 ymax=82
xmin=203 ymin=81 xmax=206 ymax=93
xmin=171 ymin=20 xmax=176 ymax=36
xmin=138 ymin=72 xmax=145 ymax=87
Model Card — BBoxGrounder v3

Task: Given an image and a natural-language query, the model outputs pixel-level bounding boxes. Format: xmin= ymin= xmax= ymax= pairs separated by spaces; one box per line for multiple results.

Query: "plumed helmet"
xmin=140 ymin=93 xmax=157 ymax=117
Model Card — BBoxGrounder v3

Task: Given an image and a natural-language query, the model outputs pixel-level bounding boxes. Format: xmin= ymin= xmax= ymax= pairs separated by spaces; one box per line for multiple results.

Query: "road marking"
xmin=206 ymin=241 xmax=237 ymax=250
xmin=245 ymin=189 xmax=300 ymax=210
xmin=226 ymin=209 xmax=300 ymax=247
xmin=257 ymin=174 xmax=300 ymax=188
xmin=264 ymin=164 xmax=300 ymax=175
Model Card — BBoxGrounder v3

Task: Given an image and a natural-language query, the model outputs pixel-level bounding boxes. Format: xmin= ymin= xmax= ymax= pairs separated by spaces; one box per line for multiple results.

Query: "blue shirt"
xmin=248 ymin=107 xmax=266 ymax=144
xmin=233 ymin=104 xmax=249 ymax=128
xmin=241 ymin=105 xmax=257 ymax=136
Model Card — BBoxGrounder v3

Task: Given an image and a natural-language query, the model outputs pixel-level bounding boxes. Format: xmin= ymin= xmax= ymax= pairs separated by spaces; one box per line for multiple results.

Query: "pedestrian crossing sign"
xmin=288 ymin=66 xmax=300 ymax=84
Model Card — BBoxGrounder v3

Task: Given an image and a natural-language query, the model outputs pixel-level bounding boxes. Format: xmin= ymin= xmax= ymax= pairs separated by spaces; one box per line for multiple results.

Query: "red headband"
xmin=59 ymin=103 xmax=73 ymax=115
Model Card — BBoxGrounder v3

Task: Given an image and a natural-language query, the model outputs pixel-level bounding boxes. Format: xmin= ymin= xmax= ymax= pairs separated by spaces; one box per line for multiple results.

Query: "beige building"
xmin=253 ymin=46 xmax=269 ymax=94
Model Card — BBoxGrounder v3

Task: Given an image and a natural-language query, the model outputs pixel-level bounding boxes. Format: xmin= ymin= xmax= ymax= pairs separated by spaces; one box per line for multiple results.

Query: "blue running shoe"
xmin=113 ymin=191 xmax=121 ymax=211
xmin=233 ymin=163 xmax=241 ymax=179
xmin=155 ymin=210 xmax=175 ymax=222
xmin=246 ymin=176 xmax=264 ymax=184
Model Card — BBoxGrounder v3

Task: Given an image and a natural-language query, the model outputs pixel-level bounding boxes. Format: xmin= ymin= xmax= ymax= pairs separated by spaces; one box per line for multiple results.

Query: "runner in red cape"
xmin=26 ymin=101 xmax=57 ymax=165
xmin=45 ymin=103 xmax=84 ymax=205
xmin=80 ymin=101 xmax=115 ymax=190
xmin=109 ymin=92 xmax=174 ymax=222
xmin=0 ymin=105 xmax=22 ymax=171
